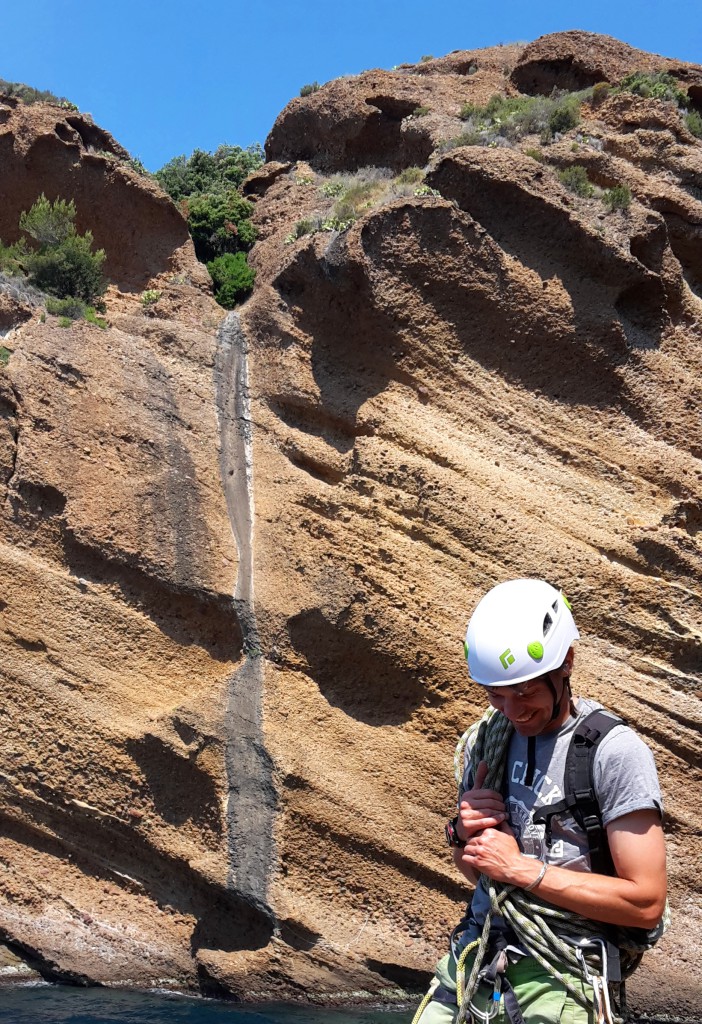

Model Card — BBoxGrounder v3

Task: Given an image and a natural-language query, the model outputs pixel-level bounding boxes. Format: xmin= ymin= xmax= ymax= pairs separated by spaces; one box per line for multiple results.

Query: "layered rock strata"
xmin=0 ymin=31 xmax=701 ymax=1018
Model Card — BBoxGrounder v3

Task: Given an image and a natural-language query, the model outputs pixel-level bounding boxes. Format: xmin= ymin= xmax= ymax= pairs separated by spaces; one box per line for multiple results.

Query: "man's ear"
xmin=563 ymin=646 xmax=575 ymax=674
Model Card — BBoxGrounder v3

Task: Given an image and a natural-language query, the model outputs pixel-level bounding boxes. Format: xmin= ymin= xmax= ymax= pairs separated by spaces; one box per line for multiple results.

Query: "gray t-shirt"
xmin=460 ymin=698 xmax=662 ymax=942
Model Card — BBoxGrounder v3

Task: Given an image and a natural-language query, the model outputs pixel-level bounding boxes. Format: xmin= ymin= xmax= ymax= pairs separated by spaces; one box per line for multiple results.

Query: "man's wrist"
xmin=445 ymin=816 xmax=466 ymax=848
xmin=522 ymin=859 xmax=548 ymax=892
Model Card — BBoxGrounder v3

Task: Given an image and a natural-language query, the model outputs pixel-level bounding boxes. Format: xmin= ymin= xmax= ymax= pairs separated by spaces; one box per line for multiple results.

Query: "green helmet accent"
xmin=527 ymin=641 xmax=544 ymax=661
xmin=463 ymin=640 xmax=469 ymax=662
xmin=499 ymin=648 xmax=515 ymax=670
xmin=562 ymin=593 xmax=573 ymax=611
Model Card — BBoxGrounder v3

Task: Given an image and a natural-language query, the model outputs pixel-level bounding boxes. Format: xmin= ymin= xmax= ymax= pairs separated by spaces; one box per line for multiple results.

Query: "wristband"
xmin=523 ymin=860 xmax=548 ymax=892
xmin=445 ymin=816 xmax=466 ymax=848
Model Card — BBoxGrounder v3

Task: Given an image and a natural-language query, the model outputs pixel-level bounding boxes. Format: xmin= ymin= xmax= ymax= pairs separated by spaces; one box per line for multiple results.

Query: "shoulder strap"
xmin=566 ymin=709 xmax=624 ymax=875
xmin=533 ymin=708 xmax=625 ymax=875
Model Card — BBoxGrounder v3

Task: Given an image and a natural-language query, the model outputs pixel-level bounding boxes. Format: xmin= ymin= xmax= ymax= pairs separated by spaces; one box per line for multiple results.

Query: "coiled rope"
xmin=453 ymin=707 xmax=618 ymax=1024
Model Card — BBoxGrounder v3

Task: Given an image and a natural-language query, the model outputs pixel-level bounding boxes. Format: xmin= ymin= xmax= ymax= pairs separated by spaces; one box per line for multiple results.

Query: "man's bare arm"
xmin=459 ymin=808 xmax=666 ymax=930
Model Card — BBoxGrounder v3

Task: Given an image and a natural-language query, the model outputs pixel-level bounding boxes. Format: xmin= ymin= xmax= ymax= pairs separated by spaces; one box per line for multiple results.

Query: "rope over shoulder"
xmin=453 ymin=709 xmax=623 ymax=1024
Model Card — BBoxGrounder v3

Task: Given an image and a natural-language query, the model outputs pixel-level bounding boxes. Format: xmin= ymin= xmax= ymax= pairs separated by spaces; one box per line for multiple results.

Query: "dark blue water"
xmin=0 ymin=986 xmax=415 ymax=1024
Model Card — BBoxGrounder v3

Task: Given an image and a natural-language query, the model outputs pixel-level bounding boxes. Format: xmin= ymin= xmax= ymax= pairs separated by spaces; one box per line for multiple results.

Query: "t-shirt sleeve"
xmin=593 ymin=725 xmax=663 ymax=827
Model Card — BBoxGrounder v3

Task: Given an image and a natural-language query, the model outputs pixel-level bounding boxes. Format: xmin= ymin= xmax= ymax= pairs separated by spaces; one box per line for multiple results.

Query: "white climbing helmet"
xmin=464 ymin=579 xmax=579 ymax=686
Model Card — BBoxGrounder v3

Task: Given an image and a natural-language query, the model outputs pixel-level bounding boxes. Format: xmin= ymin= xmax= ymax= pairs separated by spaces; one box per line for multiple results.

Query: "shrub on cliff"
xmin=206 ymin=252 xmax=256 ymax=308
xmin=155 ymin=145 xmax=264 ymax=201
xmin=19 ymin=195 xmax=105 ymax=302
xmin=618 ymin=71 xmax=687 ymax=107
xmin=25 ymin=201 xmax=103 ymax=301
xmin=558 ymin=165 xmax=594 ymax=198
xmin=184 ymin=192 xmax=257 ymax=263
xmin=685 ymin=109 xmax=702 ymax=138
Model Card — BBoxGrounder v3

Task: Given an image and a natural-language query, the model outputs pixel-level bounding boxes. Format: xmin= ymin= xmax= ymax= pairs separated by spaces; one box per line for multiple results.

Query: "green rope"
xmin=453 ymin=708 xmax=619 ymax=1021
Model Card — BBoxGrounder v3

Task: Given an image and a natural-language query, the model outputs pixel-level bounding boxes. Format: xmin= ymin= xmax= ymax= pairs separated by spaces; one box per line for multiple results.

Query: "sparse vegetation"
xmin=558 ymin=165 xmax=594 ymax=198
xmin=602 ymin=184 xmax=632 ymax=211
xmin=320 ymin=180 xmax=345 ymax=197
xmin=395 ymin=166 xmax=425 ymax=184
xmin=300 ymin=82 xmax=321 ymax=97
xmin=414 ymin=185 xmax=440 ymax=197
xmin=412 ymin=106 xmax=430 ymax=117
xmin=141 ymin=289 xmax=161 ymax=306
xmin=525 ymin=147 xmax=545 ymax=162
xmin=455 ymin=90 xmax=585 ymax=146
xmin=286 ymin=166 xmax=435 ymax=244
xmin=0 ymin=77 xmax=73 ymax=106
xmin=420 ymin=55 xmax=434 ymax=63
xmin=617 ymin=71 xmax=687 ymax=107
xmin=0 ymin=347 xmax=11 ymax=367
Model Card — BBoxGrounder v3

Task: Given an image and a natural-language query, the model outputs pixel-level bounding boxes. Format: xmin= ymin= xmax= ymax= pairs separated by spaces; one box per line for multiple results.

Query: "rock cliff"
xmin=1 ymin=31 xmax=701 ymax=1019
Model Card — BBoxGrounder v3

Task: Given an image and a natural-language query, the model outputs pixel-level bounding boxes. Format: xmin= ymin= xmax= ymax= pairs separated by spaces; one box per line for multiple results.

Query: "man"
xmin=415 ymin=579 xmax=666 ymax=1024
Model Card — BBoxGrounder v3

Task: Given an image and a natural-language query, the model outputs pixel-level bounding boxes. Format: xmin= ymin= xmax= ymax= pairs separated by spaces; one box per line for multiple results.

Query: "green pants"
xmin=416 ymin=952 xmax=593 ymax=1024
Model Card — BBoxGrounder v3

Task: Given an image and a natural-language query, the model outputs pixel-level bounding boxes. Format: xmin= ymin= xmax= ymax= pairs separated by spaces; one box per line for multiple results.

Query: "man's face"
xmin=484 ymin=674 xmax=564 ymax=736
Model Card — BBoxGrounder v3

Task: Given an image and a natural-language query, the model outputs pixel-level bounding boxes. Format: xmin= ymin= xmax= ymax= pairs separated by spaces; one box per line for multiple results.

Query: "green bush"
xmin=420 ymin=55 xmax=434 ymax=63
xmin=185 ymin=191 xmax=257 ymax=263
xmin=0 ymin=239 xmax=29 ymax=276
xmin=141 ymin=289 xmax=161 ymax=306
xmin=299 ymin=82 xmax=321 ymax=97
xmin=45 ymin=296 xmax=107 ymax=328
xmin=602 ymin=184 xmax=632 ymax=211
xmin=155 ymin=145 xmax=264 ymax=202
xmin=524 ymin=146 xmax=544 ymax=162
xmin=19 ymin=194 xmax=76 ymax=247
xmin=0 ymin=346 xmax=11 ymax=367
xmin=618 ymin=71 xmax=687 ymax=107
xmin=84 ymin=306 xmax=108 ymax=328
xmin=46 ymin=296 xmax=85 ymax=319
xmin=548 ymin=96 xmax=581 ymax=134
xmin=685 ymin=109 xmax=702 ymax=138
xmin=395 ymin=166 xmax=425 ymax=184
xmin=25 ymin=232 xmax=105 ymax=301
xmin=591 ymin=82 xmax=611 ymax=106
xmin=207 ymin=252 xmax=256 ymax=308
xmin=558 ymin=165 xmax=594 ymax=197
xmin=412 ymin=106 xmax=430 ymax=117
xmin=18 ymin=194 xmax=106 ymax=301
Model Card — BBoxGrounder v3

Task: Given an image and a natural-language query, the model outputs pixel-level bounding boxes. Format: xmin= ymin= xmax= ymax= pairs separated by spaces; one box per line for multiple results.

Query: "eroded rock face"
xmin=244 ymin=32 xmax=702 ymax=1015
xmin=0 ymin=97 xmax=209 ymax=291
xmin=1 ymin=32 xmax=702 ymax=1015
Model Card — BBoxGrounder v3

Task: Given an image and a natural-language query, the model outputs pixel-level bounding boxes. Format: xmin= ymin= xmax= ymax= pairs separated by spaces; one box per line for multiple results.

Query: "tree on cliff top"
xmin=155 ymin=144 xmax=263 ymax=201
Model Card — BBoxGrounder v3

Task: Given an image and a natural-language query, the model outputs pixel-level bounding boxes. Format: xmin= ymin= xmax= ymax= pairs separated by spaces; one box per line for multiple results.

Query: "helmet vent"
xmin=552 ymin=600 xmax=559 ymax=613
xmin=543 ymin=612 xmax=553 ymax=637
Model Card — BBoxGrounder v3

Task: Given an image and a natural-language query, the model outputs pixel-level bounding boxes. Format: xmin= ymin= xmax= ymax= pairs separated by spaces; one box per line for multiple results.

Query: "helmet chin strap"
xmin=544 ymin=671 xmax=573 ymax=721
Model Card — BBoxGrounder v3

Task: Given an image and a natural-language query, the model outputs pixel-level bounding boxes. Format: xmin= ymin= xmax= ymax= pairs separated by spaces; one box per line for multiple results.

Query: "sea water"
xmin=0 ymin=986 xmax=415 ymax=1024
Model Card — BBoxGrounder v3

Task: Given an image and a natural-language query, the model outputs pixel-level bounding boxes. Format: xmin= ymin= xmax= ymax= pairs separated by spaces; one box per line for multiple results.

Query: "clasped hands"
xmin=455 ymin=760 xmax=533 ymax=887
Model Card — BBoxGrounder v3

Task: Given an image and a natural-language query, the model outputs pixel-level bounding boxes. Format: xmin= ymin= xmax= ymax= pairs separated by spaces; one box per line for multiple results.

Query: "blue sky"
xmin=2 ymin=0 xmax=700 ymax=171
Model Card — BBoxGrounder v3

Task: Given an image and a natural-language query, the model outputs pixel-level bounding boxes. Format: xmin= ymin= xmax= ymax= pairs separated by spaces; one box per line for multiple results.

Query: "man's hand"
xmin=457 ymin=760 xmax=507 ymax=841
xmin=461 ymin=825 xmax=533 ymax=886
